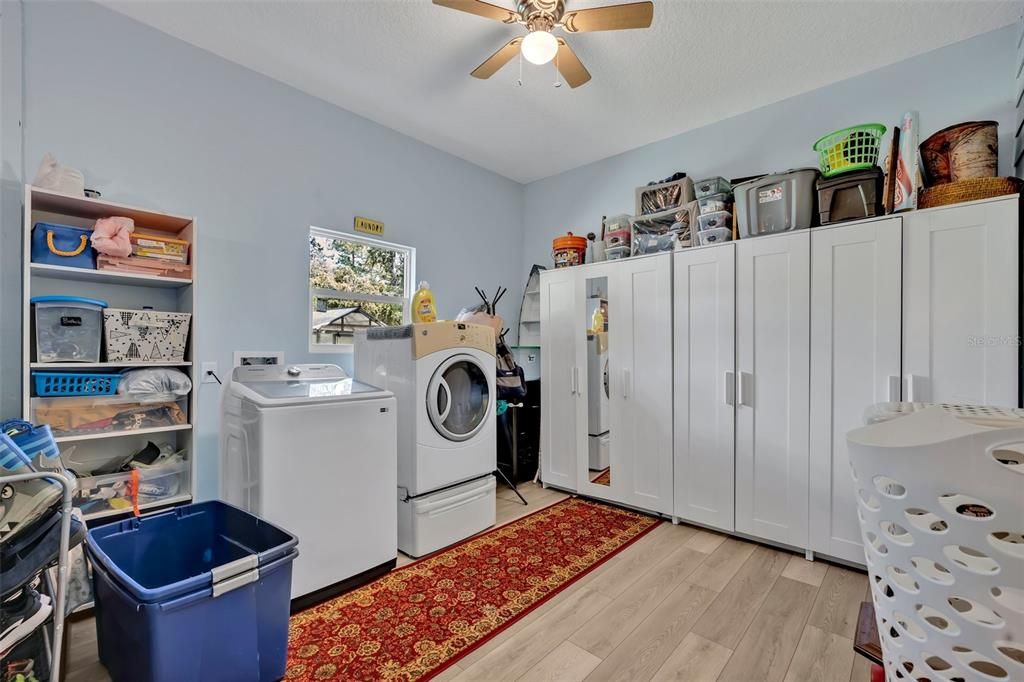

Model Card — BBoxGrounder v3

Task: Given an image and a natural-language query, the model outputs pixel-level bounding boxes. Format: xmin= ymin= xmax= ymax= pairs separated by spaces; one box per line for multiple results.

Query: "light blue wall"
xmin=0 ymin=1 xmax=25 ymax=419
xmin=522 ymin=25 xmax=1019 ymax=274
xmin=13 ymin=1 xmax=524 ymax=499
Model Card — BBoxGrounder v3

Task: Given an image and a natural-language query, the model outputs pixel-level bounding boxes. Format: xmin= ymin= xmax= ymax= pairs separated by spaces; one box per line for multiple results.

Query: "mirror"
xmin=585 ymin=276 xmax=610 ymax=487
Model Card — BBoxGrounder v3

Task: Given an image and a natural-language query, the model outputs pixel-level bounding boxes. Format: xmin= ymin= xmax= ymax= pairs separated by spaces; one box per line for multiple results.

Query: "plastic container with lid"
xmin=698 ymin=227 xmax=732 ymax=246
xmin=31 ymin=296 xmax=107 ymax=363
xmin=602 ymin=214 xmax=632 ymax=234
xmin=816 ymin=166 xmax=883 ymax=225
xmin=697 ymin=192 xmax=732 ymax=215
xmin=694 ymin=177 xmax=732 ymax=199
xmin=734 ymin=168 xmax=819 ymax=239
xmin=697 ymin=211 xmax=733 ymax=232
xmin=552 ymin=233 xmax=588 ymax=268
xmin=605 ymin=245 xmax=631 ymax=260
xmin=605 ymin=229 xmax=631 ymax=247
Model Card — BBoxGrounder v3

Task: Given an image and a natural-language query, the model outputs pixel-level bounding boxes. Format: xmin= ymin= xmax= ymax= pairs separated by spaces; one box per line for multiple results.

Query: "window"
xmin=309 ymin=227 xmax=415 ymax=351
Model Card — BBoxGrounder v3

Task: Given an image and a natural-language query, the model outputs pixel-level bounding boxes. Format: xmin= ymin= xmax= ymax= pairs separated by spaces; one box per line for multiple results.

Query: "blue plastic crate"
xmin=31 ymin=222 xmax=97 ymax=269
xmin=33 ymin=371 xmax=121 ymax=397
xmin=86 ymin=501 xmax=298 ymax=682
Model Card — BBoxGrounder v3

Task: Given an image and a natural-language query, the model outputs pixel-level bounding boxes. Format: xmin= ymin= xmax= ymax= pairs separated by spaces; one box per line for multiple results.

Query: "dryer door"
xmin=427 ymin=354 xmax=492 ymax=442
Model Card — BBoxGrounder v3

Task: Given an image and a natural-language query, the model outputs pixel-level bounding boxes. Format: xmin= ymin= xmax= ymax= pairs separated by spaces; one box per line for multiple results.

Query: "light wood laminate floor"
xmin=66 ymin=483 xmax=871 ymax=682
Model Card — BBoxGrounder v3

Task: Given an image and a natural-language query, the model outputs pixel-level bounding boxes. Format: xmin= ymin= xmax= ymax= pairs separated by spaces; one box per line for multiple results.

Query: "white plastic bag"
xmin=117 ymin=368 xmax=193 ymax=403
xmin=32 ymin=153 xmax=85 ymax=196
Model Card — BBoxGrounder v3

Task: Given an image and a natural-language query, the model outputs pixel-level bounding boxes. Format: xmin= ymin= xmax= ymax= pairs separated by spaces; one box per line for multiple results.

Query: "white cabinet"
xmin=539 ymin=255 xmax=673 ymax=515
xmin=672 ymin=244 xmax=736 ymax=531
xmin=612 ymin=255 xmax=673 ymax=514
xmin=539 ymin=267 xmax=581 ymax=491
xmin=735 ymin=232 xmax=810 ymax=549
xmin=903 ymin=197 xmax=1019 ymax=407
xmin=810 ymin=219 xmax=902 ymax=564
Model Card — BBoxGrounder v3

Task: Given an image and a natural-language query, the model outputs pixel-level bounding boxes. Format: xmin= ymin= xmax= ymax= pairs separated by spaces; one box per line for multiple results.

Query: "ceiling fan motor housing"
xmin=517 ymin=0 xmax=566 ymax=29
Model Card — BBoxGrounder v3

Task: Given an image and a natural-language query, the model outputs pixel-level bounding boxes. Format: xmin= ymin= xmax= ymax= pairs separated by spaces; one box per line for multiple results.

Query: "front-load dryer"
xmin=355 ymin=322 xmax=497 ymax=556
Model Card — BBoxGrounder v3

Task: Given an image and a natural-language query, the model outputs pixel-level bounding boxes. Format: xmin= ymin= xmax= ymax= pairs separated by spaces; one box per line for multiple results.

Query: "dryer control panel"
xmin=412 ymin=322 xmax=495 ymax=359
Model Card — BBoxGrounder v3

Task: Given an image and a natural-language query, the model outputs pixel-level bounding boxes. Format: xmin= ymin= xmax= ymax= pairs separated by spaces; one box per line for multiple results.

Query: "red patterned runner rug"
xmin=286 ymin=497 xmax=660 ymax=681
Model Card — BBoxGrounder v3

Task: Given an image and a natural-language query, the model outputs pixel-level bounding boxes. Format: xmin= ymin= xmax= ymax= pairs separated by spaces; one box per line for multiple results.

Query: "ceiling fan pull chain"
xmin=553 ymin=50 xmax=562 ymax=88
xmin=517 ymin=50 xmax=524 ymax=86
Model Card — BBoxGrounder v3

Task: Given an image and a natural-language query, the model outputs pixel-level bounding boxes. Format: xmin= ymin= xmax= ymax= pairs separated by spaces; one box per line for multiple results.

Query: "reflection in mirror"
xmin=586 ymin=277 xmax=610 ymax=487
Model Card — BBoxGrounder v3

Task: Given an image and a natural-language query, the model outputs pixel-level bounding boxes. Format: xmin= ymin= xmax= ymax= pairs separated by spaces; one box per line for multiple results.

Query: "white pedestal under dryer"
xmin=220 ymin=363 xmax=397 ymax=606
xmin=355 ymin=322 xmax=497 ymax=558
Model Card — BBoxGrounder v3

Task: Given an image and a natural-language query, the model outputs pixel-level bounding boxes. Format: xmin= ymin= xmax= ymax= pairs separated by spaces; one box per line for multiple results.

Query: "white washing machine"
xmin=220 ymin=364 xmax=397 ymax=604
xmin=587 ymin=333 xmax=610 ymax=470
xmin=355 ymin=322 xmax=497 ymax=557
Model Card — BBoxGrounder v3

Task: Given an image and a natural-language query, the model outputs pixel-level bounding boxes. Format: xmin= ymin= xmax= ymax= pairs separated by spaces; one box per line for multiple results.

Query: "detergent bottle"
xmin=412 ymin=281 xmax=437 ymax=323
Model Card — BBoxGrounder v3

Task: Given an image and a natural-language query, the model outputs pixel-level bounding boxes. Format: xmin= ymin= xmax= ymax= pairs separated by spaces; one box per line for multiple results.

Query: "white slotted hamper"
xmin=847 ymin=405 xmax=1024 ymax=682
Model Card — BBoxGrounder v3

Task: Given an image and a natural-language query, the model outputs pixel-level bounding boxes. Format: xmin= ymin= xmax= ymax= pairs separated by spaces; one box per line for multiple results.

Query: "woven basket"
xmin=918 ymin=177 xmax=1022 ymax=209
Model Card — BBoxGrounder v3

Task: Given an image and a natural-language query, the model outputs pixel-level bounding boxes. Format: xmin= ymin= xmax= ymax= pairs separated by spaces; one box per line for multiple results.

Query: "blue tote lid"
xmin=30 ymin=296 xmax=108 ymax=308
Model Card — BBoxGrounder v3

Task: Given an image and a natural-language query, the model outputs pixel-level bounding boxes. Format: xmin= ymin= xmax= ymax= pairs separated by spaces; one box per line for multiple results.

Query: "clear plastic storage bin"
xmin=698 ymin=227 xmax=732 ymax=246
xmin=694 ymin=177 xmax=732 ymax=198
xmin=31 ymin=296 xmax=106 ymax=363
xmin=697 ymin=211 xmax=733 ymax=232
xmin=698 ymin=192 xmax=732 ymax=215
xmin=74 ymin=460 xmax=189 ymax=516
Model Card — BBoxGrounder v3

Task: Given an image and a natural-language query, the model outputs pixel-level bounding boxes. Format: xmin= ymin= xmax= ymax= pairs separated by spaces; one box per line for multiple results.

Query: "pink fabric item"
xmin=91 ymin=217 xmax=135 ymax=257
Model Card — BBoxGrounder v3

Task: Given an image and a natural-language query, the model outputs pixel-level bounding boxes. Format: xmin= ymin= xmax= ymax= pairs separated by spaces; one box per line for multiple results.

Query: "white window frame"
xmin=309 ymin=226 xmax=416 ymax=353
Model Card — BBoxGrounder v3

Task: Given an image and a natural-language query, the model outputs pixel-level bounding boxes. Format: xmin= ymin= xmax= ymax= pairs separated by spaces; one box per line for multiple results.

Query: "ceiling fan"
xmin=433 ymin=0 xmax=654 ymax=88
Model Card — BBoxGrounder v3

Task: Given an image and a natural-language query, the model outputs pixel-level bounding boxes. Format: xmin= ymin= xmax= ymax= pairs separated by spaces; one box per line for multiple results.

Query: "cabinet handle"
xmin=738 ymin=372 xmax=753 ymax=407
xmin=905 ymin=373 xmax=919 ymax=403
xmin=622 ymin=368 xmax=630 ymax=399
xmin=887 ymin=375 xmax=900 ymax=402
xmin=725 ymin=371 xmax=736 ymax=406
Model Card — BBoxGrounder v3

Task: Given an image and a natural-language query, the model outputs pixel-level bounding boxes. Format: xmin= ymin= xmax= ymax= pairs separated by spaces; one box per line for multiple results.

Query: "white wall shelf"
xmin=23 ymin=184 xmax=198 ymax=515
xmin=31 ymin=361 xmax=193 ymax=369
xmin=29 ymin=263 xmax=192 ymax=288
xmin=54 ymin=424 xmax=193 ymax=444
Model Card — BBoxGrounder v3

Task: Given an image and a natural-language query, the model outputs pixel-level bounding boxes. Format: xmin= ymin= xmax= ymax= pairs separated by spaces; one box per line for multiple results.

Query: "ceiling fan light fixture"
xmin=521 ymin=30 xmax=558 ymax=65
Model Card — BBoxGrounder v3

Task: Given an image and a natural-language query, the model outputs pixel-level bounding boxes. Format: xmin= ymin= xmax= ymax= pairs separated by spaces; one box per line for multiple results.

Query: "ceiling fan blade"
xmin=555 ymin=38 xmax=591 ymax=88
xmin=560 ymin=1 xmax=653 ymax=32
xmin=471 ymin=37 xmax=523 ymax=79
xmin=433 ymin=0 xmax=519 ymax=24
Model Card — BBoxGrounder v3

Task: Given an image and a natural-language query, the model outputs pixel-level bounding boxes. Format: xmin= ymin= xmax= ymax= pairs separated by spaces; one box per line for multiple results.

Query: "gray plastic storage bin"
xmin=734 ymin=168 xmax=819 ymax=239
xmin=32 ymin=296 xmax=107 ymax=363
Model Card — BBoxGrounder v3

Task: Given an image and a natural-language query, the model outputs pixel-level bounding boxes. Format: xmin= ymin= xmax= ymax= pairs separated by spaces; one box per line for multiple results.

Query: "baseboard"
xmin=290 ymin=558 xmax=397 ymax=613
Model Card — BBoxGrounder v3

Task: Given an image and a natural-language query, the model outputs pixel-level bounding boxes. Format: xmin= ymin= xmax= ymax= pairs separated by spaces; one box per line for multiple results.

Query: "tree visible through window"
xmin=309 ymin=227 xmax=415 ymax=349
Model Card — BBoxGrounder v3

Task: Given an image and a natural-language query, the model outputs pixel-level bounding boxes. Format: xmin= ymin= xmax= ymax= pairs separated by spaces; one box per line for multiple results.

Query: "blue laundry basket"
xmin=86 ymin=501 xmax=299 ymax=682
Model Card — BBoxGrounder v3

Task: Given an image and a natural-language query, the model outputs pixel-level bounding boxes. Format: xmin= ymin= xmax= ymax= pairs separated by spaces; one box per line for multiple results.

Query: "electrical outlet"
xmin=202 ymin=362 xmax=219 ymax=384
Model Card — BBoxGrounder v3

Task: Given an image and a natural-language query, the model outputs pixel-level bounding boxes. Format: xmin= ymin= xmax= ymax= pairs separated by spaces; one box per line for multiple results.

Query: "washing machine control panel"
xmin=412 ymin=322 xmax=495 ymax=358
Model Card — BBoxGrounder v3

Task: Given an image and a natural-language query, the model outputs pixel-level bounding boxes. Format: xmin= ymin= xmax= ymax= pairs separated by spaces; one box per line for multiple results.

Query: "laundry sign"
xmin=354 ymin=216 xmax=385 ymax=236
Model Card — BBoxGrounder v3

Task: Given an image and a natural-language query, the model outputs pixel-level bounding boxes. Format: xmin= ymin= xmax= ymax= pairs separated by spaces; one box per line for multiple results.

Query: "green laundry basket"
xmin=813 ymin=123 xmax=887 ymax=177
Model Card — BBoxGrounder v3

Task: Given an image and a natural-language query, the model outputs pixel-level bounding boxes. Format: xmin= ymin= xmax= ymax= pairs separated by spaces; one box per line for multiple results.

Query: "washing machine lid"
xmin=231 ymin=364 xmax=391 ymax=406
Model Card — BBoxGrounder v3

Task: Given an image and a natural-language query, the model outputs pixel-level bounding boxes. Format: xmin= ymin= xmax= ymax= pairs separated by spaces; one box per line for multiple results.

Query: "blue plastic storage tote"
xmin=86 ymin=501 xmax=299 ymax=682
xmin=31 ymin=222 xmax=97 ymax=269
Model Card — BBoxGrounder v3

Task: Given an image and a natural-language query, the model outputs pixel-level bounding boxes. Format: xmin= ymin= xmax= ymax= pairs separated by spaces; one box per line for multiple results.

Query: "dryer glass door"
xmin=427 ymin=354 xmax=491 ymax=442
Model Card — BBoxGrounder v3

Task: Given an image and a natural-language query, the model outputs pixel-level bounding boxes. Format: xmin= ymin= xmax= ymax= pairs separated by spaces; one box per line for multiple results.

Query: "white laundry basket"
xmin=847 ymin=405 xmax=1024 ymax=682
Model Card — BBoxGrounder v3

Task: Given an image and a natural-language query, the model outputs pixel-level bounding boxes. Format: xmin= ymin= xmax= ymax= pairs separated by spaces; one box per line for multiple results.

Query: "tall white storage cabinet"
xmin=735 ymin=232 xmax=810 ymax=549
xmin=612 ymin=255 xmax=673 ymax=514
xmin=672 ymin=244 xmax=736 ymax=531
xmin=539 ymin=255 xmax=673 ymax=515
xmin=809 ymin=219 xmax=902 ymax=564
xmin=903 ymin=197 xmax=1019 ymax=407
xmin=539 ymin=267 xmax=580 ymax=491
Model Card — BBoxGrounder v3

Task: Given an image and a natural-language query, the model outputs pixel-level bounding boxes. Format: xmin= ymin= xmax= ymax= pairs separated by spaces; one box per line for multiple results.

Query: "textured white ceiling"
xmin=102 ymin=0 xmax=1019 ymax=183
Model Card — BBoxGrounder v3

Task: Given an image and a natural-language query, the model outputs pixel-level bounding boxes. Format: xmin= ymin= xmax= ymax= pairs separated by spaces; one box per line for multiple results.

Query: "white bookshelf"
xmin=22 ymin=186 xmax=197 ymax=521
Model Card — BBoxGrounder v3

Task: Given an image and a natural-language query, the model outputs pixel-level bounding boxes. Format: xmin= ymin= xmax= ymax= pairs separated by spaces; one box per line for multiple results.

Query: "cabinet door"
xmin=673 ymin=244 xmax=736 ymax=531
xmin=903 ymin=198 xmax=1019 ymax=407
xmin=810 ymin=219 xmax=902 ymax=564
xmin=540 ymin=268 xmax=580 ymax=491
xmin=612 ymin=254 xmax=674 ymax=514
xmin=736 ymin=232 xmax=810 ymax=548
